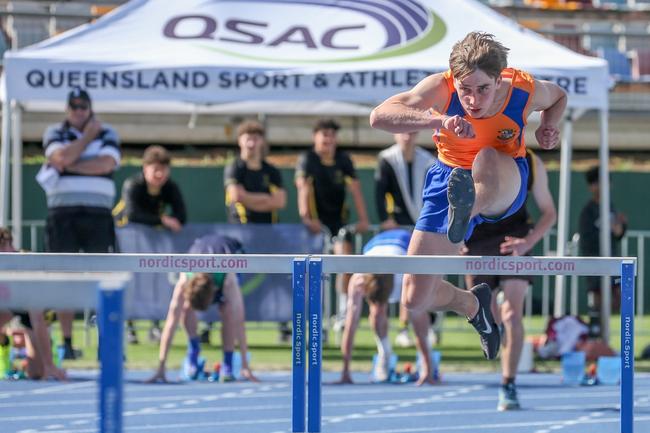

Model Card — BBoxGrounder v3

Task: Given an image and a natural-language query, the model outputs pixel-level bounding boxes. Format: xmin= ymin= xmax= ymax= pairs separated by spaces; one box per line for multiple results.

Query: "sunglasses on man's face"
xmin=69 ymin=103 xmax=89 ymax=111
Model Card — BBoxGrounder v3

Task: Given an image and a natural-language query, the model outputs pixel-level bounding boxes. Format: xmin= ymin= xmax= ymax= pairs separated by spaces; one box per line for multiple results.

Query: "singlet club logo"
xmin=163 ymin=0 xmax=446 ymax=63
xmin=497 ymin=129 xmax=516 ymax=141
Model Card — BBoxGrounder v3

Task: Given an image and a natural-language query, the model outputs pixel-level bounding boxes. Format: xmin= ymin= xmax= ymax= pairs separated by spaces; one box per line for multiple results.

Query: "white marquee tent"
xmin=0 ymin=0 xmax=613 ymax=328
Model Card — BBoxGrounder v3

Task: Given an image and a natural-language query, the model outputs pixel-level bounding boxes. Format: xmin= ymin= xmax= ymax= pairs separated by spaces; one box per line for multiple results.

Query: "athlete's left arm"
xmin=529 ymin=80 xmax=568 ymax=150
xmin=347 ymin=179 xmax=370 ymax=234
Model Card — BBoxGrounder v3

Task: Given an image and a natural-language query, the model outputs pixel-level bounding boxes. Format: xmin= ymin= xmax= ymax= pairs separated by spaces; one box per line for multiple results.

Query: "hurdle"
xmin=0 ymin=270 xmax=131 ymax=433
xmin=0 ymin=253 xmax=638 ymax=433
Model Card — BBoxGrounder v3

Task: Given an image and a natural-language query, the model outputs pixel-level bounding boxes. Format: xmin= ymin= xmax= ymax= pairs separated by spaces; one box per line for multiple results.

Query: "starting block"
xmin=179 ymin=352 xmax=252 ymax=382
xmin=371 ymin=353 xmax=398 ymax=382
xmin=180 ymin=356 xmax=207 ymax=381
xmin=416 ymin=349 xmax=442 ymax=382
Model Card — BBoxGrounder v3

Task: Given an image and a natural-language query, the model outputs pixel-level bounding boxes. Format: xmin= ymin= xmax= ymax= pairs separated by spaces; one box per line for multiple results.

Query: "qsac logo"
xmin=163 ymin=0 xmax=446 ymax=63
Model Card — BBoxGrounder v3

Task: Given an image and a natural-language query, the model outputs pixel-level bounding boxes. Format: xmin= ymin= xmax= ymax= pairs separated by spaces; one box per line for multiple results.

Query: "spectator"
xmin=463 ymin=149 xmax=557 ymax=411
xmin=0 ymin=227 xmax=66 ymax=381
xmin=146 ymin=234 xmax=258 ymax=383
xmin=375 ymin=132 xmax=436 ymax=347
xmin=40 ymin=87 xmax=120 ymax=360
xmin=578 ymin=165 xmax=627 ymax=338
xmin=375 ymin=132 xmax=435 ymax=230
xmin=224 ymin=120 xmax=287 ymax=342
xmin=295 ymin=118 xmax=369 ymax=324
xmin=225 ymin=120 xmax=286 ymax=224
xmin=113 ymin=145 xmax=187 ymax=344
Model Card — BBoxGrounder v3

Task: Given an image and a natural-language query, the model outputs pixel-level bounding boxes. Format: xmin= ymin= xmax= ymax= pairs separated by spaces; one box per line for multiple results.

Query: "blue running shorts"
xmin=415 ymin=157 xmax=529 ymax=241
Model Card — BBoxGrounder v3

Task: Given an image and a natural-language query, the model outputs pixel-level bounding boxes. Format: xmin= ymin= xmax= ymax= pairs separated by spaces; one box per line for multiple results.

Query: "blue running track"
xmin=1 ymin=371 xmax=649 ymax=433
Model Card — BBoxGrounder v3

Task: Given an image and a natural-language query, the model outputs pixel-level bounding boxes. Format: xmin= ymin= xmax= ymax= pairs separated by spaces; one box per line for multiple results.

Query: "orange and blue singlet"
xmin=415 ymin=68 xmax=535 ymax=241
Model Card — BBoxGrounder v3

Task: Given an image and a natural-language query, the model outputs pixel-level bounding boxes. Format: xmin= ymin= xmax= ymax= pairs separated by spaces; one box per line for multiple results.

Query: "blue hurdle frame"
xmin=308 ymin=259 xmax=323 ymax=433
xmin=291 ymin=259 xmax=637 ymax=433
xmin=291 ymin=257 xmax=323 ymax=433
xmin=98 ymin=286 xmax=125 ymax=433
xmin=292 ymin=258 xmax=307 ymax=433
xmin=621 ymin=261 xmax=635 ymax=433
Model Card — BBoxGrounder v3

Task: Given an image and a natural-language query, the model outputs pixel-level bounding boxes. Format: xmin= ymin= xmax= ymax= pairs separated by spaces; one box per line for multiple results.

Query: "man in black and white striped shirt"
xmin=42 ymin=87 xmax=121 ymax=359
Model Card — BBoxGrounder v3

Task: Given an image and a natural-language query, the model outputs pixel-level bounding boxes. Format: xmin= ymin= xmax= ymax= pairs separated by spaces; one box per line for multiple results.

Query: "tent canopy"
xmin=2 ymin=0 xmax=608 ymax=109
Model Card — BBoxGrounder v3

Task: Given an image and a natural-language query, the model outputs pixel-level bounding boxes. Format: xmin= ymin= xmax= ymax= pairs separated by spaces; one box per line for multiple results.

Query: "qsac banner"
xmin=3 ymin=0 xmax=607 ymax=108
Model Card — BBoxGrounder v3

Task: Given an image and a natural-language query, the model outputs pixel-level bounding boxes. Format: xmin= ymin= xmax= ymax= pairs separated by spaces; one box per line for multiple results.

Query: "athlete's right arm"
xmin=146 ymin=274 xmax=187 ymax=383
xmin=369 ymin=73 xmax=450 ymax=133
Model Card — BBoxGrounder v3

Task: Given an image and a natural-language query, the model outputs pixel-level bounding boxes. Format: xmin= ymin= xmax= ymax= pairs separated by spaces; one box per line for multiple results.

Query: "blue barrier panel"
xmin=98 ymin=288 xmax=124 ymax=433
xmin=308 ymin=259 xmax=322 ymax=433
xmin=621 ymin=261 xmax=635 ymax=433
xmin=117 ymin=223 xmax=324 ymax=321
xmin=292 ymin=258 xmax=306 ymax=433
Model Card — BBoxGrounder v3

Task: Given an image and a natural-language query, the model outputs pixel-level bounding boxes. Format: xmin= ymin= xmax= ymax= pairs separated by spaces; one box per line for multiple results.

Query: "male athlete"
xmin=370 ymin=32 xmax=567 ymax=360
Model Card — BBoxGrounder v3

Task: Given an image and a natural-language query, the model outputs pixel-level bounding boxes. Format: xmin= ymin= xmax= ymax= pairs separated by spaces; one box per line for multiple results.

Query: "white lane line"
xmin=533 ymin=407 xmax=610 ymax=433
xmin=32 ymin=381 xmax=94 ymax=396
xmin=70 ymin=420 xmax=91 ymax=426
xmin=321 ymin=385 xmax=484 ymax=428
xmin=32 ymin=417 xmax=291 ymax=433
xmin=4 ymin=399 xmax=649 ymax=423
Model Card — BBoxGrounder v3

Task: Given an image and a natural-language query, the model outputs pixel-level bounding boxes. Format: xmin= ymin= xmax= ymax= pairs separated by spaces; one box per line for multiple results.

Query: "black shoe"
xmin=498 ymin=382 xmax=520 ymax=411
xmin=127 ymin=328 xmax=139 ymax=345
xmin=447 ymin=168 xmax=475 ymax=244
xmin=62 ymin=345 xmax=82 ymax=360
xmin=200 ymin=329 xmax=211 ymax=345
xmin=468 ymin=283 xmax=500 ymax=360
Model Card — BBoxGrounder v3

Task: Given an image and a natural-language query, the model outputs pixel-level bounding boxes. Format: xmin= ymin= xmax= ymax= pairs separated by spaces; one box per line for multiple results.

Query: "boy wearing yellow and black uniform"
xmin=113 ymin=145 xmax=187 ymax=343
xmin=114 ymin=145 xmax=186 ymax=231
xmin=224 ymin=121 xmax=286 ymax=224
xmin=223 ymin=120 xmax=287 ymax=341
xmin=295 ymin=119 xmax=369 ymax=309
xmin=295 ymin=119 xmax=368 ymax=240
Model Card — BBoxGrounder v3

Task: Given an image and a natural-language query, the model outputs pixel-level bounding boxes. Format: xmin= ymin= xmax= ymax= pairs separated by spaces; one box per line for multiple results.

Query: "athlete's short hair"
xmin=184 ymin=273 xmax=215 ymax=311
xmin=449 ymin=32 xmax=509 ymax=80
xmin=142 ymin=145 xmax=171 ymax=166
xmin=585 ymin=166 xmax=600 ymax=185
xmin=237 ymin=120 xmax=266 ymax=138
xmin=313 ymin=118 xmax=340 ymax=133
xmin=363 ymin=273 xmax=393 ymax=304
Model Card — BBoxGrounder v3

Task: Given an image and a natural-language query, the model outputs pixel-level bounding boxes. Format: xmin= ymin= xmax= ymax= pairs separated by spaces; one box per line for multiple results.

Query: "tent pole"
xmin=11 ymin=100 xmax=22 ymax=249
xmin=554 ymin=110 xmax=574 ymax=318
xmin=599 ymin=109 xmax=612 ymax=342
xmin=0 ymin=76 xmax=11 ymax=227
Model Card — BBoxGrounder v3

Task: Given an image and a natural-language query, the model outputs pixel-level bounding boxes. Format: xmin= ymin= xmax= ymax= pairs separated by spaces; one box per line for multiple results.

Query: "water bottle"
xmin=561 ymin=351 xmax=586 ymax=386
xmin=0 ymin=339 xmax=10 ymax=378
